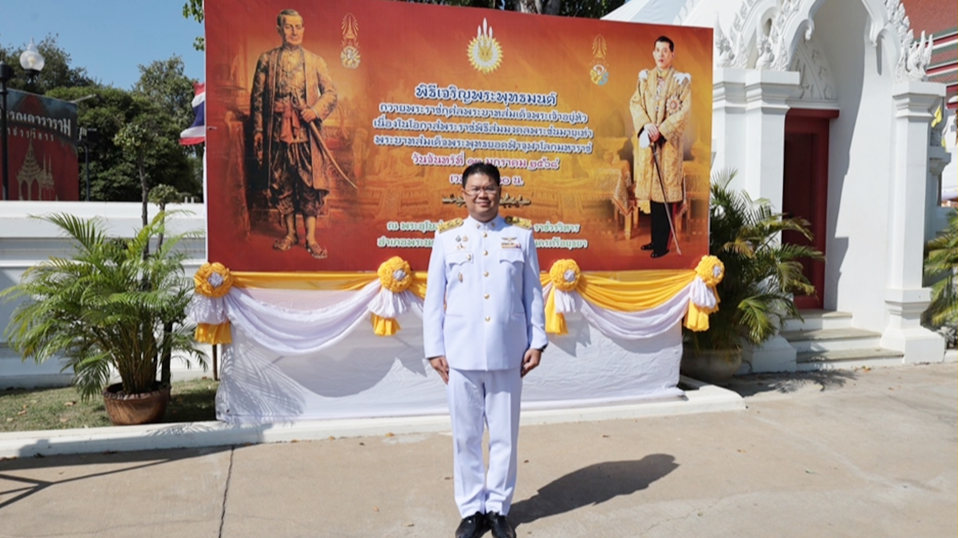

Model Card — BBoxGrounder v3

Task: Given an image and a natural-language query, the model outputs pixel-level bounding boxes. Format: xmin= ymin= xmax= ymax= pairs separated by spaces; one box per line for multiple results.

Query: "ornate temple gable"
xmin=883 ymin=0 xmax=933 ymax=82
xmin=704 ymin=0 xmax=932 ymax=82
xmin=789 ymin=35 xmax=837 ymax=103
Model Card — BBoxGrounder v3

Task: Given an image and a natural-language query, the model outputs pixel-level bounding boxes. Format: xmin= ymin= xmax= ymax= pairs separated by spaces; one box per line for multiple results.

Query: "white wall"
xmin=816 ymin=0 xmax=893 ymax=332
xmin=0 ymin=202 xmax=209 ymax=388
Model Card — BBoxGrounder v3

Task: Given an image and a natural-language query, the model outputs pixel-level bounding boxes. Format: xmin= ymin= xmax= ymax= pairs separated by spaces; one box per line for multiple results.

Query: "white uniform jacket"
xmin=423 ymin=215 xmax=547 ymax=371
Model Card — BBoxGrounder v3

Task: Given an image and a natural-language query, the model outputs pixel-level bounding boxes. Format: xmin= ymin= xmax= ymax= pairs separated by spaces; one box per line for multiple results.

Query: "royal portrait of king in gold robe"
xmin=629 ymin=35 xmax=692 ymax=258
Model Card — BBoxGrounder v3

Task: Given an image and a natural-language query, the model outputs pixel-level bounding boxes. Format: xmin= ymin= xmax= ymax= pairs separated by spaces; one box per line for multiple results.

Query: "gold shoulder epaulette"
xmin=438 ymin=218 xmax=464 ymax=233
xmin=504 ymin=216 xmax=532 ymax=229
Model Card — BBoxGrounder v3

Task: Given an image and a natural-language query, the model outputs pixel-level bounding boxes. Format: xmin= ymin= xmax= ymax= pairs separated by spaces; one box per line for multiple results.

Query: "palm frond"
xmin=2 ymin=213 xmax=206 ymax=399
xmin=685 ymin=169 xmax=826 ymax=350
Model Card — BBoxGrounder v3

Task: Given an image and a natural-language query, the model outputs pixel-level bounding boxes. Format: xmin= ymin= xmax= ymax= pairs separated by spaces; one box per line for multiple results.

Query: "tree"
xmin=130 ymin=58 xmax=203 ymax=197
xmin=134 ymin=56 xmax=196 ymax=131
xmin=0 ymin=35 xmax=96 ymax=94
xmin=182 ymin=0 xmax=625 ymax=38
xmin=924 ymin=211 xmax=957 ymax=327
xmin=46 ymin=56 xmax=202 ymax=203
xmin=183 ymin=0 xmax=205 ymax=51
xmin=516 ymin=0 xmax=561 ymax=15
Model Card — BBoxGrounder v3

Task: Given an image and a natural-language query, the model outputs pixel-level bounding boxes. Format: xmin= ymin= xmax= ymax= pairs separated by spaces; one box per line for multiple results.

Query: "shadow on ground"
xmin=0 ymin=446 xmax=231 ymax=511
xmin=726 ymin=370 xmax=858 ymax=398
xmin=510 ymin=454 xmax=678 ymax=527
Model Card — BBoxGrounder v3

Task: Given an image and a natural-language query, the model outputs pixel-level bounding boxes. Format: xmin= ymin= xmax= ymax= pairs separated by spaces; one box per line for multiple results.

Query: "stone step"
xmin=796 ymin=347 xmax=905 ymax=371
xmin=780 ymin=327 xmax=883 ymax=353
xmin=781 ymin=310 xmax=853 ymax=332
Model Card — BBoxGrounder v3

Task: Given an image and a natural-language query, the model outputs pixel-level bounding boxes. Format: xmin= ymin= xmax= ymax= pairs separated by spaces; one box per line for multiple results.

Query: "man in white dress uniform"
xmin=423 ymin=162 xmax=548 ymax=538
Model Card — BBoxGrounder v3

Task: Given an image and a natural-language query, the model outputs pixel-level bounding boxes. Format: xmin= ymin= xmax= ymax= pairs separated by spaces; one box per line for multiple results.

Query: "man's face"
xmin=462 ymin=172 xmax=500 ymax=222
xmin=652 ymin=41 xmax=674 ymax=70
xmin=279 ymin=15 xmax=305 ymax=47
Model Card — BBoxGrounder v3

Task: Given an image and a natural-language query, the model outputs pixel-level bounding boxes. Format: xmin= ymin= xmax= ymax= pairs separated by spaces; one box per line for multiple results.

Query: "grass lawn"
xmin=0 ymin=378 xmax=219 ymax=433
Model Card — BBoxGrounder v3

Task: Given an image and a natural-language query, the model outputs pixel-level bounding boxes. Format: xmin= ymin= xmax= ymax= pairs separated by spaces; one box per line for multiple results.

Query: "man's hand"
xmin=644 ymin=123 xmax=660 ymax=142
xmin=521 ymin=348 xmax=542 ymax=378
xmin=428 ymin=356 xmax=450 ymax=384
xmin=300 ymin=107 xmax=318 ymax=123
xmin=253 ymin=132 xmax=263 ymax=165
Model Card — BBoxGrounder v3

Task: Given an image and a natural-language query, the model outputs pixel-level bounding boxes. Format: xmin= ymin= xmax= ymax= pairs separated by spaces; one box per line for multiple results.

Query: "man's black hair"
xmin=462 ymin=162 xmax=501 ymax=188
xmin=655 ymin=35 xmax=675 ymax=52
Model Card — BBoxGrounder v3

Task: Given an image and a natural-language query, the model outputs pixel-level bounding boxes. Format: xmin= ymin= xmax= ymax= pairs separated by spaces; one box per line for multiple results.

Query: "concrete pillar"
xmin=712 ymin=68 xmax=748 ymax=183
xmin=715 ymin=69 xmax=802 ymax=374
xmin=881 ymin=81 xmax=946 ymax=363
xmin=742 ymin=70 xmax=800 ymax=212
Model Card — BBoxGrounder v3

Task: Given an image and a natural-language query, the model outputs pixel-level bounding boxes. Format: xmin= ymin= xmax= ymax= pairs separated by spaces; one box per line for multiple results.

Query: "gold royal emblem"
xmin=468 ymin=18 xmax=503 ymax=75
xmin=590 ymin=35 xmax=608 ymax=86
xmin=341 ymin=13 xmax=361 ymax=69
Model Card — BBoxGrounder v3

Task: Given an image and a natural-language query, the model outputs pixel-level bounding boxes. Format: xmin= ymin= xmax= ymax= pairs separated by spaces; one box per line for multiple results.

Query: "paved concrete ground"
xmin=1 ymin=363 xmax=955 ymax=538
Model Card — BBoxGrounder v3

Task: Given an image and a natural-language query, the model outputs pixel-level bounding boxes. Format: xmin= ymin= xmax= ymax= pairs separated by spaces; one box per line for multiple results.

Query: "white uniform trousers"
xmin=447 ymin=367 xmax=522 ymax=517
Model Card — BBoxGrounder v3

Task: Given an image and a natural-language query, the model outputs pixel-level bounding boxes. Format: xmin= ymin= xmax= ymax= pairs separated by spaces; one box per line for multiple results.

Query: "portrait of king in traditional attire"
xmin=251 ymin=8 xmax=339 ymax=259
xmin=630 ymin=35 xmax=692 ymax=259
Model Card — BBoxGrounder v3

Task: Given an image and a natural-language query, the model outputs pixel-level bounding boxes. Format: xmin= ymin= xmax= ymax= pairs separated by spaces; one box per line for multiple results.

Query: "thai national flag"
xmin=180 ymin=82 xmax=205 ymax=146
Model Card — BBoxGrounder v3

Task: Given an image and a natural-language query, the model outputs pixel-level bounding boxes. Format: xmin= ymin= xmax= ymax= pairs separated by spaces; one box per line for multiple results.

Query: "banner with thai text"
xmin=205 ymin=0 xmax=712 ymax=272
xmin=5 ymin=89 xmax=78 ymax=201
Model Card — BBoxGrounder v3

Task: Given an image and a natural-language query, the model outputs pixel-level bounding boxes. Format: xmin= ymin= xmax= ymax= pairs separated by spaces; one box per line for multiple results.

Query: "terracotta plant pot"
xmin=680 ymin=347 xmax=743 ymax=385
xmin=102 ymin=383 xmax=171 ymax=426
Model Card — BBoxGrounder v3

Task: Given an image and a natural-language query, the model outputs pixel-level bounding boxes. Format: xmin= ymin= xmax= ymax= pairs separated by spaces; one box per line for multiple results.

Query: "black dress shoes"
xmin=455 ymin=511 xmax=488 ymax=538
xmin=640 ymin=242 xmax=655 ymax=251
xmin=486 ymin=512 xmax=516 ymax=538
xmin=650 ymin=249 xmax=669 ymax=259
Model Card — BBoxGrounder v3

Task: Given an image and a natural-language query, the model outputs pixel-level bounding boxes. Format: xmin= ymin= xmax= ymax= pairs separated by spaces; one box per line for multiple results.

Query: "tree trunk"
xmin=157 ymin=199 xmax=171 ymax=388
xmin=517 ymin=0 xmax=561 ymax=15
xmin=139 ymin=152 xmax=150 ymax=259
xmin=160 ymin=321 xmax=173 ymax=388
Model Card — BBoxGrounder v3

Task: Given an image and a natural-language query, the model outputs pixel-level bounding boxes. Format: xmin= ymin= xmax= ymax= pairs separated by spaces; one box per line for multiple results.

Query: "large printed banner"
xmin=5 ymin=90 xmax=78 ymax=201
xmin=206 ymin=0 xmax=712 ymax=272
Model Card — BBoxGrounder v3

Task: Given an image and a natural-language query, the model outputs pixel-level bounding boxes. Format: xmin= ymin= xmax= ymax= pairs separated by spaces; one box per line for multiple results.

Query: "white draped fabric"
xmin=214 ymin=310 xmax=683 ymax=423
xmin=549 ymin=276 xmax=717 ymax=340
xmin=188 ymin=275 xmax=718 ymax=424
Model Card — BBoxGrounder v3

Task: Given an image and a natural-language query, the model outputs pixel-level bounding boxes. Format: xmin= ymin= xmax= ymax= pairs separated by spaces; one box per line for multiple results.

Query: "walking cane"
xmin=650 ymin=142 xmax=682 ymax=255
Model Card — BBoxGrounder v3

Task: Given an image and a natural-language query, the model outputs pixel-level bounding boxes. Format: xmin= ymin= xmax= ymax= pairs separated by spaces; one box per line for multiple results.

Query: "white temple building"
xmin=606 ymin=0 xmax=954 ymax=371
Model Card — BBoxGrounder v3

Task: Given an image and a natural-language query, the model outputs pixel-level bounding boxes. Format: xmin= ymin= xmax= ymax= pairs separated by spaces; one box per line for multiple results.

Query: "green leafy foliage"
xmin=22 ymin=44 xmax=202 ymax=203
xmin=183 ymin=0 xmax=205 ymax=51
xmin=923 ymin=211 xmax=957 ymax=326
xmin=684 ymin=169 xmax=825 ymax=351
xmin=0 ymin=35 xmax=96 ymax=93
xmin=1 ymin=213 xmax=207 ymax=400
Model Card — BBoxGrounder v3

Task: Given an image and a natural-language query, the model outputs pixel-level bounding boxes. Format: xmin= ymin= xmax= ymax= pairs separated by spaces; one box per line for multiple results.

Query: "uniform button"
xmin=483 ymin=250 xmax=488 ymax=256
xmin=466 ymin=254 xmax=472 ymax=261
xmin=485 ymin=316 xmax=491 ymax=322
xmin=484 ymin=271 xmax=489 ymax=277
xmin=484 ymin=294 xmax=490 ymax=299
xmin=483 ymin=232 xmax=488 ymax=237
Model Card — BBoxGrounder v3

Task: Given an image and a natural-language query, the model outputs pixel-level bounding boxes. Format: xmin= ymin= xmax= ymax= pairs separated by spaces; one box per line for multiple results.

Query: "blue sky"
xmin=0 ymin=0 xmax=205 ymax=89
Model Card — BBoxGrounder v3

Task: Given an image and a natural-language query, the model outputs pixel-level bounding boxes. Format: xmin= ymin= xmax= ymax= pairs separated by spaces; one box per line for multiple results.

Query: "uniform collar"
xmin=465 ymin=215 xmax=504 ymax=231
xmin=654 ymin=67 xmax=673 ymax=79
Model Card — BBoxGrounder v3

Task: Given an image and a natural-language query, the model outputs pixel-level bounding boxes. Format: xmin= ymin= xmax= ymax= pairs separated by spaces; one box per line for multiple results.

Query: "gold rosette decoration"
xmin=685 ymin=255 xmax=725 ymax=332
xmin=545 ymin=259 xmax=582 ymax=335
xmin=377 ymin=256 xmax=413 ymax=294
xmin=193 ymin=262 xmax=234 ymax=344
xmin=549 ymin=259 xmax=581 ymax=292
xmin=195 ymin=262 xmax=234 ymax=298
xmin=695 ymin=255 xmax=725 ymax=288
xmin=372 ymin=257 xmax=413 ymax=336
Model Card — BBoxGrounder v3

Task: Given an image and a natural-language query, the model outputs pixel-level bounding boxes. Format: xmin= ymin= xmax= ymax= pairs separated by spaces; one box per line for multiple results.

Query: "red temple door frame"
xmin=782 ymin=108 xmax=839 ymax=310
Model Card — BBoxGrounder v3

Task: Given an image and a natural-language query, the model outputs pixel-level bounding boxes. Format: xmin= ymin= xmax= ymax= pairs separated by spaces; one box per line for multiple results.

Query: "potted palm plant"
xmin=682 ymin=169 xmax=824 ymax=383
xmin=2 ymin=211 xmax=207 ymax=425
xmin=923 ymin=210 xmax=957 ymax=347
